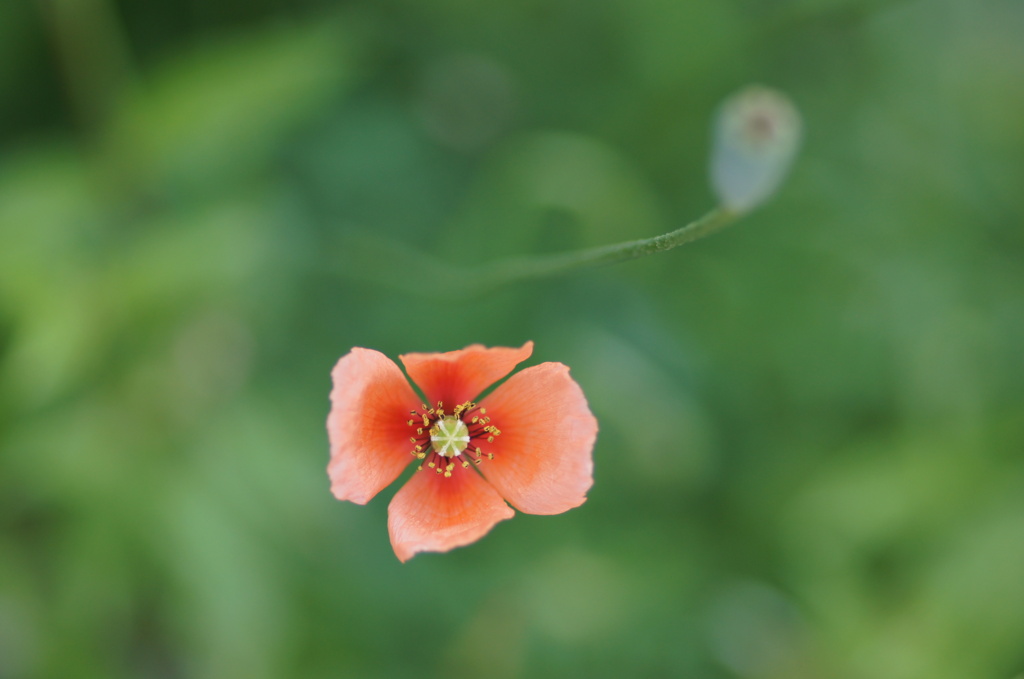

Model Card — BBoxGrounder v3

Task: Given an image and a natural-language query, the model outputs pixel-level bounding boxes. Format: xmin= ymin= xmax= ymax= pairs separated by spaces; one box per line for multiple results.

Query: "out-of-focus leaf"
xmin=155 ymin=477 xmax=290 ymax=679
xmin=0 ymin=188 xmax=280 ymax=407
xmin=103 ymin=196 xmax=279 ymax=316
xmin=0 ymin=149 xmax=107 ymax=405
xmin=105 ymin=20 xmax=354 ymax=194
xmin=0 ymin=148 xmax=103 ymax=297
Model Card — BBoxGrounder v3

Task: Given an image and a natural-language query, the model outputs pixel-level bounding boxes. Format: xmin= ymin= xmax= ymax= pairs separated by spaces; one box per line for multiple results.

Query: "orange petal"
xmin=388 ymin=465 xmax=515 ymax=562
xmin=400 ymin=342 xmax=534 ymax=408
xmin=477 ymin=363 xmax=597 ymax=515
xmin=327 ymin=348 xmax=421 ymax=505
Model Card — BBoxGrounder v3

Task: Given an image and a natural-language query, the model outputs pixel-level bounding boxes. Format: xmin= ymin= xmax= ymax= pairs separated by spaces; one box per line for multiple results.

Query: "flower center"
xmin=429 ymin=416 xmax=470 ymax=457
xmin=406 ymin=401 xmax=502 ymax=478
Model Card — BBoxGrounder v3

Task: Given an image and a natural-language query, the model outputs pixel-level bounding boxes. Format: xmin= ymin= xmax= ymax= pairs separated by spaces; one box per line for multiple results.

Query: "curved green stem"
xmin=332 ymin=207 xmax=739 ymax=297
xmin=473 ymin=207 xmax=736 ymax=291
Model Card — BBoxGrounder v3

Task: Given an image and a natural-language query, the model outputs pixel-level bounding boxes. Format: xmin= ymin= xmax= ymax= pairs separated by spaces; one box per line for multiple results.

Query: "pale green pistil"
xmin=430 ymin=416 xmax=470 ymax=457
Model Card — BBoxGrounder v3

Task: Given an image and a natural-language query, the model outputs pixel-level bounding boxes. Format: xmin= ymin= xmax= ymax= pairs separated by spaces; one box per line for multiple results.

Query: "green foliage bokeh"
xmin=1 ymin=1 xmax=1023 ymax=678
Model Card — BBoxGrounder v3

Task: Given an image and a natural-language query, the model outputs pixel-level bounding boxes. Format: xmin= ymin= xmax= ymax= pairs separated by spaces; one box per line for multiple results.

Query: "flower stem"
xmin=473 ymin=207 xmax=736 ymax=290
xmin=330 ymin=207 xmax=739 ymax=297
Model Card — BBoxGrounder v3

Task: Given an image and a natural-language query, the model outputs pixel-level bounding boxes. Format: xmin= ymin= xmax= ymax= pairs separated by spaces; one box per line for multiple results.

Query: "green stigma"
xmin=429 ymin=416 xmax=470 ymax=457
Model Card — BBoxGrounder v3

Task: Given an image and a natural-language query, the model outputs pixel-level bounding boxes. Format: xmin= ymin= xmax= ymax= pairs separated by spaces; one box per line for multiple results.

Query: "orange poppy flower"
xmin=327 ymin=341 xmax=597 ymax=562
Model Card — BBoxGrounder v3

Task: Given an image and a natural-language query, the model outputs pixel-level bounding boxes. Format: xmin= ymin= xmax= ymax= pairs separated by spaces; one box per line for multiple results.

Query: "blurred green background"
xmin=2 ymin=0 xmax=1023 ymax=677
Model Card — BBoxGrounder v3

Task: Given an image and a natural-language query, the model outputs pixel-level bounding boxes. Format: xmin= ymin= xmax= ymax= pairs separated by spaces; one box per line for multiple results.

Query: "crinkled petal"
xmin=327 ymin=348 xmax=421 ymax=505
xmin=388 ymin=465 xmax=514 ymax=562
xmin=400 ymin=342 xmax=533 ymax=407
xmin=478 ymin=363 xmax=596 ymax=515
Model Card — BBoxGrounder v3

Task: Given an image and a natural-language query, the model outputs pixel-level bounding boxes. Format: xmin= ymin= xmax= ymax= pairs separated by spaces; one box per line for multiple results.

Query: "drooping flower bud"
xmin=710 ymin=86 xmax=802 ymax=214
